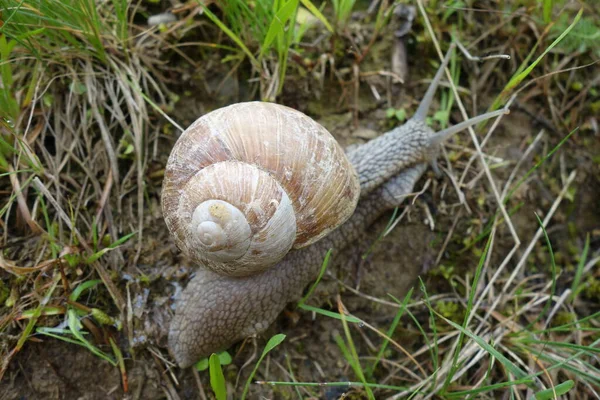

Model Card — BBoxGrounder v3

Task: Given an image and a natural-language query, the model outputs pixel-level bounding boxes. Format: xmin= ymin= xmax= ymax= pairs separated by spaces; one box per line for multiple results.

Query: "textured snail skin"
xmin=169 ymin=120 xmax=434 ymax=368
xmin=167 ymin=45 xmax=509 ymax=367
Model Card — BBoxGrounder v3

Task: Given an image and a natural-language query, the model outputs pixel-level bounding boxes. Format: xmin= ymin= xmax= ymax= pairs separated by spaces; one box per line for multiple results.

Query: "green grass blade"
xmin=436 ymin=312 xmax=529 ymax=380
xmin=518 ymin=339 xmax=600 ymax=354
xmin=337 ymin=298 xmax=375 ymax=400
xmin=442 ymin=234 xmax=493 ymax=392
xmin=209 ymin=353 xmax=227 ymax=400
xmin=368 ymin=287 xmax=414 ymax=377
xmin=299 ymin=0 xmax=333 ymax=32
xmin=108 ymin=231 xmax=136 ymax=248
xmin=363 ymin=207 xmax=399 ymax=259
xmin=390 ymin=294 xmax=437 ymax=375
xmin=446 ymin=377 xmax=534 ymax=398
xmin=541 ymin=311 xmax=600 ymax=333
xmin=260 ymin=0 xmax=298 ymax=58
xmin=200 ymin=3 xmax=260 ymax=70
xmin=16 ymin=273 xmax=61 ymax=351
xmin=20 ymin=306 xmax=64 ymax=319
xmin=491 ymin=8 xmax=583 ymax=110
xmin=69 ymin=279 xmax=102 ymax=302
xmin=535 ymin=380 xmax=574 ymax=399
xmin=109 ymin=337 xmax=127 ymax=391
xmin=506 ymin=127 xmax=578 ymax=202
xmin=418 ymin=278 xmax=439 ymax=390
xmin=297 ymin=248 xmax=332 ymax=307
xmin=333 ymin=334 xmax=375 ymax=399
xmin=543 ymin=0 xmax=553 ymax=24
xmin=298 ymin=304 xmax=362 ymax=323
xmin=257 ymin=380 xmax=409 ymax=391
xmin=85 ymin=232 xmax=135 ymax=264
xmin=66 ymin=309 xmax=116 ymax=365
xmin=520 ymin=213 xmax=557 ymax=331
xmin=569 ymin=233 xmax=589 ymax=303
xmin=241 ymin=334 xmax=286 ymax=400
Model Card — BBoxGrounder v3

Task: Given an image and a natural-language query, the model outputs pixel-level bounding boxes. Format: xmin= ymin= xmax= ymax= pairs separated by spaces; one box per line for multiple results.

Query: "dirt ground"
xmin=4 ymin=100 xmax=597 ymax=399
xmin=1 ymin=2 xmax=599 ymax=399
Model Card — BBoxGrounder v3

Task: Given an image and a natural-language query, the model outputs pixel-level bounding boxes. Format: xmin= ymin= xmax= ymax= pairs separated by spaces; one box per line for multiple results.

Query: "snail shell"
xmin=161 ymin=102 xmax=360 ymax=277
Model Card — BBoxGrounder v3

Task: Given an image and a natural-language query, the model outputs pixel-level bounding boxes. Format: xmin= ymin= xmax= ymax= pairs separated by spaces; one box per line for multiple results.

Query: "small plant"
xmin=386 ymin=107 xmax=407 ymax=123
xmin=201 ymin=0 xmax=327 ymax=100
xmin=209 ymin=353 xmax=227 ymax=400
xmin=331 ymin=0 xmax=356 ymax=31
xmin=241 ymin=333 xmax=286 ymax=399
xmin=195 ymin=351 xmax=232 ymax=371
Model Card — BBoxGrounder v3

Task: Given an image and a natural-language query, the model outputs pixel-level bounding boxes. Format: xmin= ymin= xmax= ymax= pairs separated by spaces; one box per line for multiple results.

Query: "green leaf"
xmin=209 ymin=353 xmax=227 ymax=400
xmin=85 ymin=232 xmax=135 ymax=264
xmin=395 ymin=109 xmax=407 ymax=122
xmin=433 ymin=110 xmax=449 ymax=125
xmin=69 ymin=280 xmax=102 ymax=302
xmin=263 ymin=333 xmax=286 ymax=354
xmin=69 ymin=81 xmax=87 ymax=95
xmin=218 ymin=351 xmax=232 ymax=365
xmin=241 ymin=334 xmax=286 ymax=399
xmin=543 ymin=0 xmax=553 ymax=24
xmin=261 ymin=0 xmax=299 ymax=57
xmin=491 ymin=8 xmax=583 ymax=110
xmin=535 ymin=380 xmax=575 ymax=399
xmin=195 ymin=358 xmax=209 ymax=371
xmin=195 ymin=350 xmax=231 ymax=371
xmin=299 ymin=0 xmax=333 ymax=32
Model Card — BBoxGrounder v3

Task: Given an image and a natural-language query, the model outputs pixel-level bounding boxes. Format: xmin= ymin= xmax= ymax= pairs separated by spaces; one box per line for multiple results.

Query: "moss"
xmin=550 ymin=311 xmax=577 ymax=328
xmin=434 ymin=300 xmax=464 ymax=327
xmin=583 ymin=276 xmax=600 ymax=301
xmin=430 ymin=264 xmax=455 ymax=282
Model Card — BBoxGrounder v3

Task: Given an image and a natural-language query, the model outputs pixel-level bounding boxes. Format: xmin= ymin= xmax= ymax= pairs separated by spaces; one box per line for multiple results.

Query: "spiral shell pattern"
xmin=162 ymin=102 xmax=360 ymax=277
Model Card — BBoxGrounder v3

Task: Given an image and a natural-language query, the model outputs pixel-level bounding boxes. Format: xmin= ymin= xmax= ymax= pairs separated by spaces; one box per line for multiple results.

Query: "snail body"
xmin=164 ymin=46 xmax=510 ymax=367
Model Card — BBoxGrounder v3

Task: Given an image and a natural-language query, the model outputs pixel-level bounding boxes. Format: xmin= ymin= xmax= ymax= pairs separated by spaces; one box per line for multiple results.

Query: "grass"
xmin=0 ymin=0 xmax=166 ymax=385
xmin=1 ymin=0 xmax=599 ymax=398
xmin=200 ymin=0 xmax=311 ymax=100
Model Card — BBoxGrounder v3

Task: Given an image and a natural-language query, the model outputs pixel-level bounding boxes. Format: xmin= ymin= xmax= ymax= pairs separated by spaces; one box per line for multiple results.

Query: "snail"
xmin=163 ymin=46 xmax=509 ymax=368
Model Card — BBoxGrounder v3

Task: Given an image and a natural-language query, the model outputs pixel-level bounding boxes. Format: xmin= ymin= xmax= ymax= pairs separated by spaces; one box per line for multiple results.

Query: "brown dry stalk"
xmin=7 ymin=165 xmax=43 ymax=234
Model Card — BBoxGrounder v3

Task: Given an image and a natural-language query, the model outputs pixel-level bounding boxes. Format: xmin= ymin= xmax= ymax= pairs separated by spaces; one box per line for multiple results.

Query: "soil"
xmin=1 ymin=108 xmax=561 ymax=399
xmin=2 ymin=5 xmax=599 ymax=400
